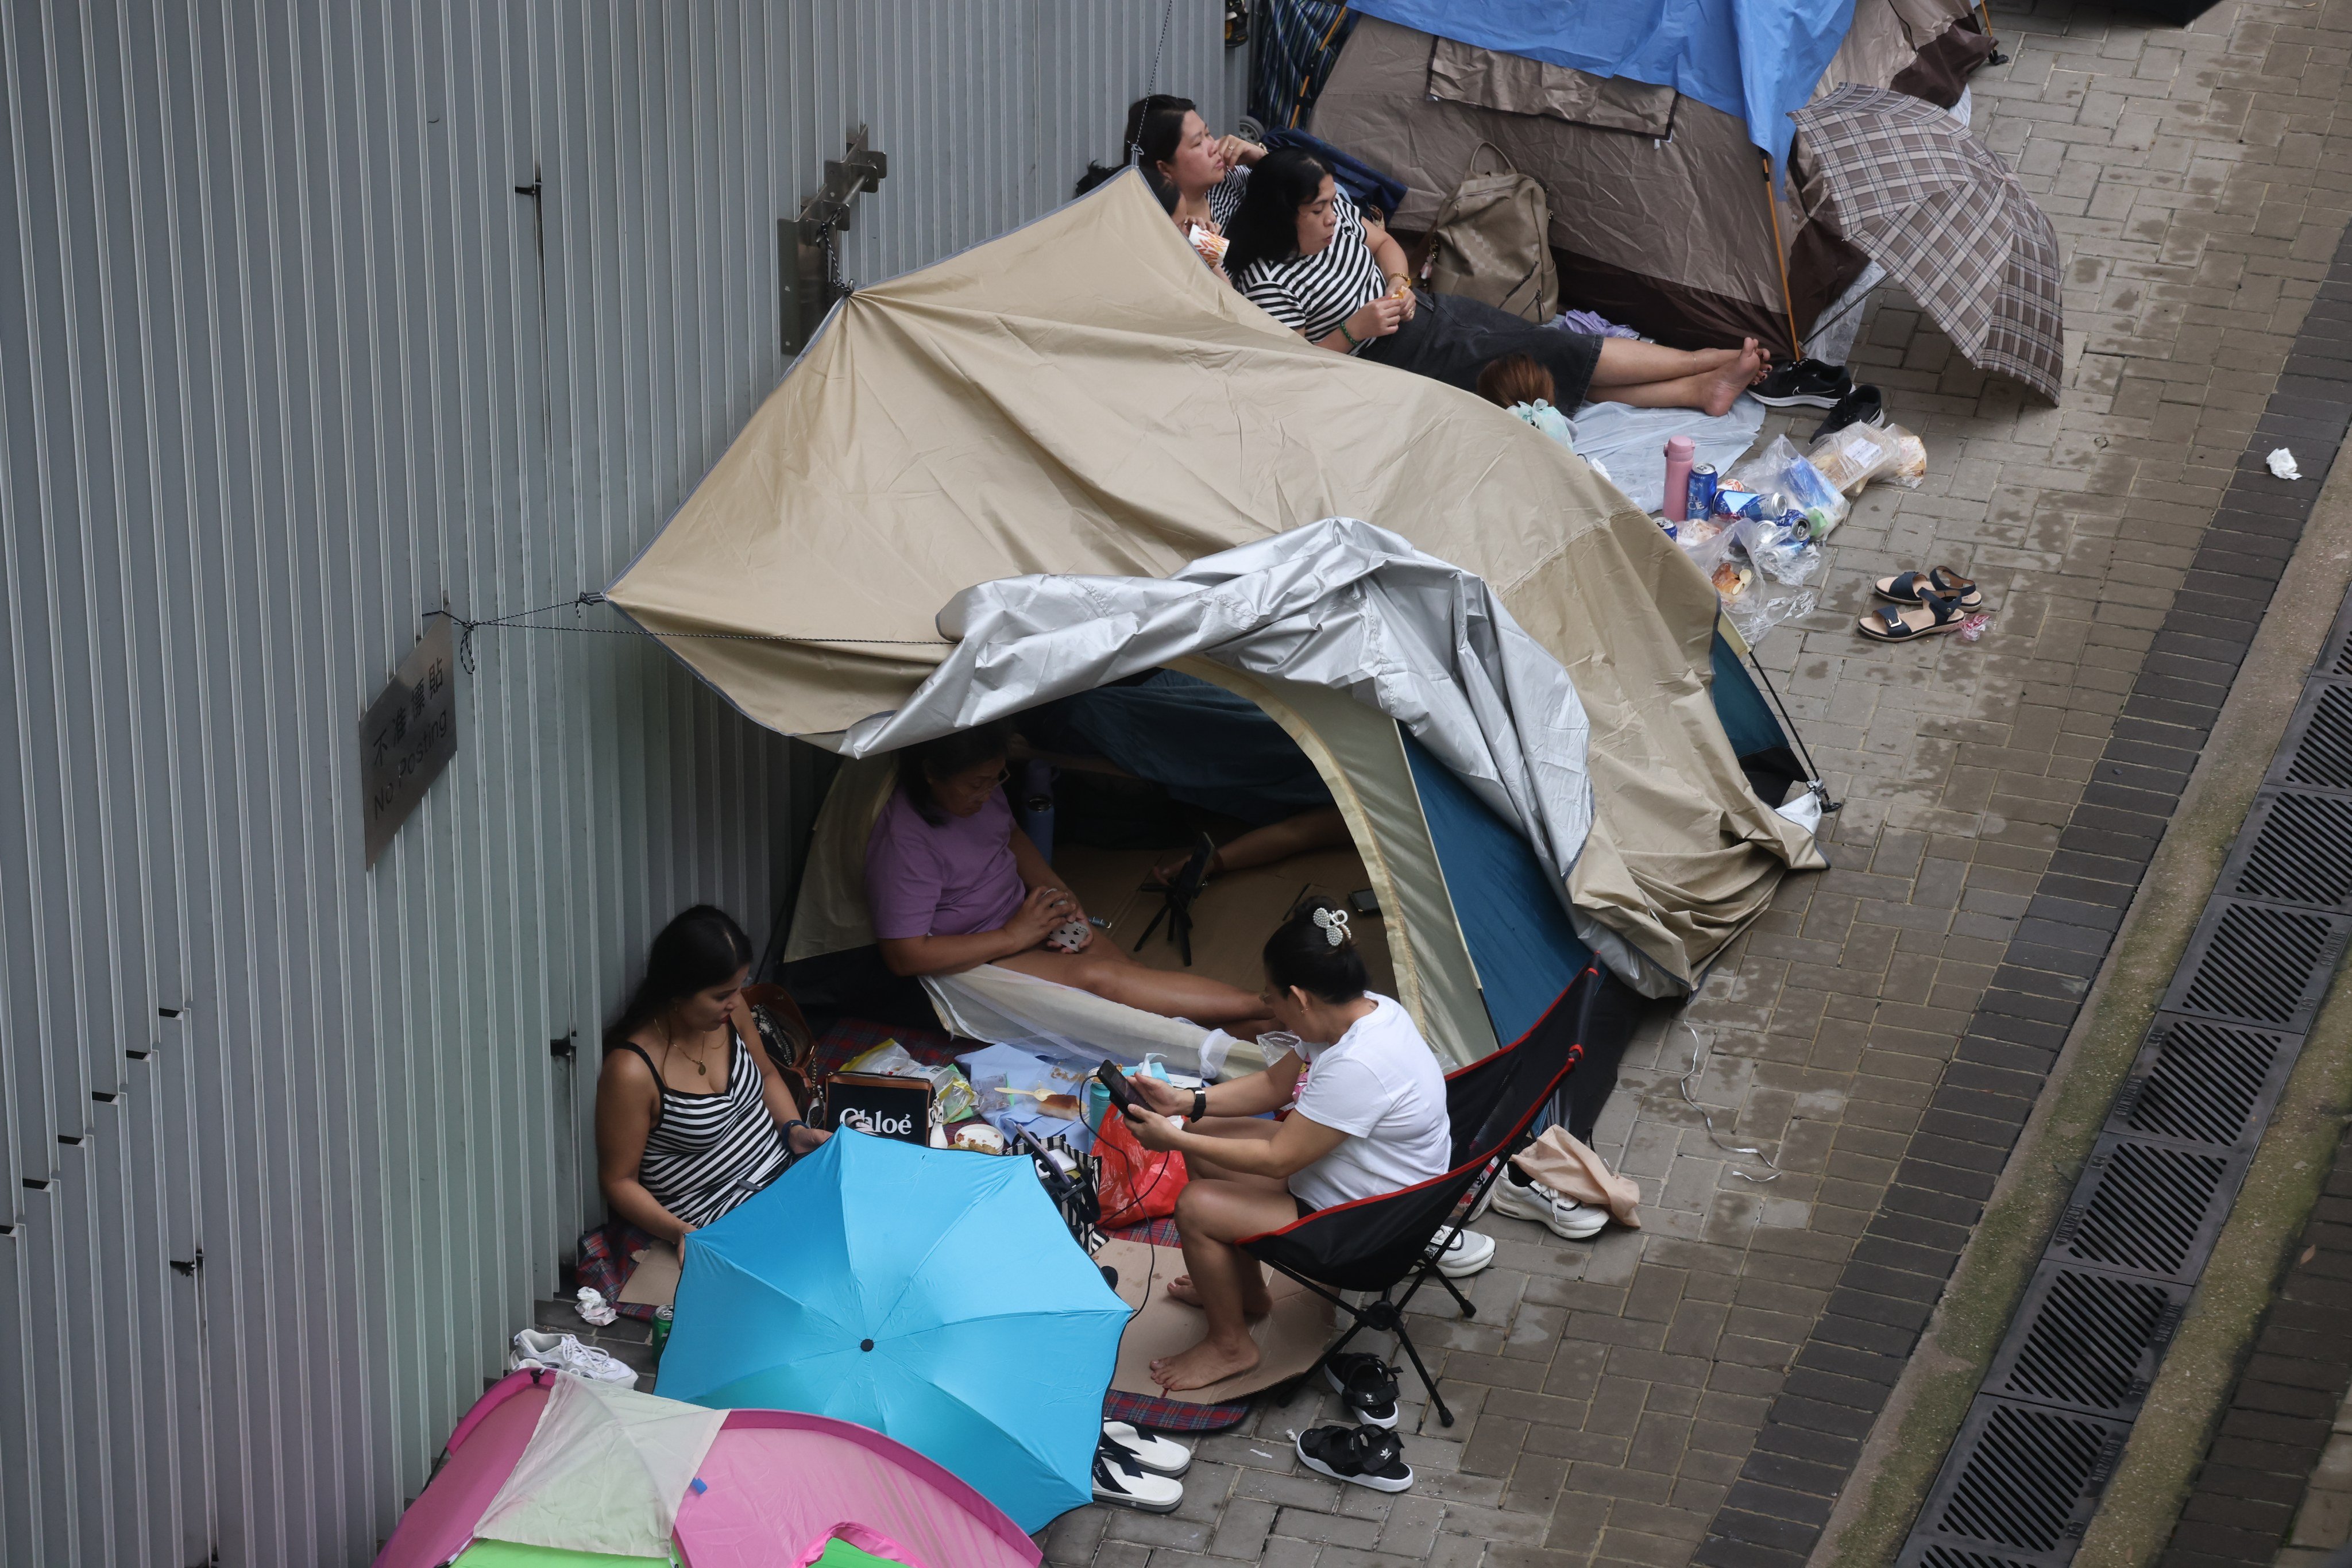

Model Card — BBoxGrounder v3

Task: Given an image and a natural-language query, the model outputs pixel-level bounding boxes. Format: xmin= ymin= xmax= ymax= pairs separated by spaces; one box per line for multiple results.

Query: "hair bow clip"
xmin=1312 ymin=906 xmax=1351 ymax=947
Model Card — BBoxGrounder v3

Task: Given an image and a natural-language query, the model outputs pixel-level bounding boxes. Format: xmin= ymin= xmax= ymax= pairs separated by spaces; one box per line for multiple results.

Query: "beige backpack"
xmin=1426 ymin=142 xmax=1558 ymax=323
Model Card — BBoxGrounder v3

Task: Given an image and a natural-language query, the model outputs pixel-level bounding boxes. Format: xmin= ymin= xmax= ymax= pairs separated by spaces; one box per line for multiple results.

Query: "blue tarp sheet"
xmin=1402 ymin=634 xmax=1791 ymax=1045
xmin=1709 ymin=629 xmax=1787 ymax=759
xmin=1346 ymin=0 xmax=1856 ymax=175
xmin=1403 ymin=731 xmax=1592 ymax=1048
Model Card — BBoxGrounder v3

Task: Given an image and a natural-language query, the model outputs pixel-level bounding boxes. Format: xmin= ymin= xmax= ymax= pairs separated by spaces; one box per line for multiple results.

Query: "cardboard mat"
xmin=1096 ymin=1238 xmax=1334 ymax=1405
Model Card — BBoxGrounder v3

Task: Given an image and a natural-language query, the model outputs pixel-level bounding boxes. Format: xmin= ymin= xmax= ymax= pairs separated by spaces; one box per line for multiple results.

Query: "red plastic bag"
xmin=1094 ymin=1110 xmax=1188 ymax=1228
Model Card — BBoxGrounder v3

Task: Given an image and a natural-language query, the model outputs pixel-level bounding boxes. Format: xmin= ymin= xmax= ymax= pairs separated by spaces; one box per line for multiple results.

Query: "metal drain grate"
xmin=2230 ymin=790 xmax=2352 ymax=908
xmin=1989 ymin=1265 xmax=2181 ymax=1416
xmin=2166 ymin=901 xmax=2350 ymax=1030
xmin=2119 ymin=1017 xmax=2284 ymax=1148
xmin=2280 ymin=685 xmax=2352 ymax=792
xmin=1918 ymin=1548 xmax=2044 ymax=1568
xmin=1931 ymin=1404 xmax=2118 ymax=1552
xmin=2054 ymin=1140 xmax=2231 ymax=1281
xmin=1899 ymin=577 xmax=2352 ymax=1568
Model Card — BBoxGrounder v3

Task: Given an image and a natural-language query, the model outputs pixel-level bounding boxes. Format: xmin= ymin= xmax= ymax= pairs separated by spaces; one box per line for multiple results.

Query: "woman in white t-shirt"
xmin=1122 ymin=898 xmax=1452 ymax=1391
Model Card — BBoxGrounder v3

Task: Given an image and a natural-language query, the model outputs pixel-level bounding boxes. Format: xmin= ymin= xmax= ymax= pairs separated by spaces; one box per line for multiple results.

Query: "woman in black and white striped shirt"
xmin=1228 ymin=149 xmax=1767 ymax=416
xmin=597 ymin=906 xmax=828 ymax=1243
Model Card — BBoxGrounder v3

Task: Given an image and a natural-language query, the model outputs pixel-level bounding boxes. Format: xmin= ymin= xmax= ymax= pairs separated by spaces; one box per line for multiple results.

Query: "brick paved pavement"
xmin=1048 ymin=2 xmax=2352 ymax=1563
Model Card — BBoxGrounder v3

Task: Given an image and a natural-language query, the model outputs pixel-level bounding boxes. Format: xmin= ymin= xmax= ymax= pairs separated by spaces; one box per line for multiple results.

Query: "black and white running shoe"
xmin=1323 ymin=1352 xmax=1401 ymax=1428
xmin=1092 ymin=1437 xmax=1184 ymax=1511
xmin=1748 ymin=358 xmax=1853 ymax=408
xmin=1296 ymin=1423 xmax=1416 ymax=1492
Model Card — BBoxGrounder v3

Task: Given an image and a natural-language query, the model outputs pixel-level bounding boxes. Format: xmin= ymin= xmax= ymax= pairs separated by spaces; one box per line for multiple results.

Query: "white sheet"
xmin=924 ymin=964 xmax=1239 ymax=1080
xmin=1566 ymin=394 xmax=1767 ymax=515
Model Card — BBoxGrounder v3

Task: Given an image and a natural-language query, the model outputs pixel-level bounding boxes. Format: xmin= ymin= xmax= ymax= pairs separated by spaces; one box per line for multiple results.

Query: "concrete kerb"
xmin=1814 ymin=432 xmax=2352 ymax=1568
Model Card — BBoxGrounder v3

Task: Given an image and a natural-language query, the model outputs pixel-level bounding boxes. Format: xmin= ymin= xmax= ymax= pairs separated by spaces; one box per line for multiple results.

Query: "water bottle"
xmin=1663 ymin=435 xmax=1696 ymax=523
xmin=1013 ymin=759 xmax=1056 ymax=864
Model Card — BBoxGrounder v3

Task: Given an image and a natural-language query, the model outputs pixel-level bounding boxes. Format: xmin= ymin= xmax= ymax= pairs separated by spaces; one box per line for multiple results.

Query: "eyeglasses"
xmin=948 ymin=767 xmax=1010 ymax=794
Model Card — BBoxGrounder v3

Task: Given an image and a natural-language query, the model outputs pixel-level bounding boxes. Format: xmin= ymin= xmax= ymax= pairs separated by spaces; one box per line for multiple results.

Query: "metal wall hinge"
xmin=780 ymin=125 xmax=888 ymax=356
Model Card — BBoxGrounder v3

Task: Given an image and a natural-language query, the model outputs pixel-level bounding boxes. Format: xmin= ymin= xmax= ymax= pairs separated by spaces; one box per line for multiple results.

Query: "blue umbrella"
xmin=654 ymin=1129 xmax=1130 ymax=1531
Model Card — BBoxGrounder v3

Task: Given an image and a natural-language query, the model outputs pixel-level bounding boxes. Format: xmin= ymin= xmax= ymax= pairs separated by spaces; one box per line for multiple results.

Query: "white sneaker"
xmin=1488 ymin=1175 xmax=1608 ymax=1240
xmin=509 ymin=1328 xmax=639 ymax=1387
xmin=1424 ymin=1227 xmax=1496 ymax=1278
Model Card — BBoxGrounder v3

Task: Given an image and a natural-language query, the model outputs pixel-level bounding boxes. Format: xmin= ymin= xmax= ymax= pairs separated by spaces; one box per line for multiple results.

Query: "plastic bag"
xmin=1733 ymin=515 xmax=1821 ymax=587
xmin=1721 ymin=584 xmax=1818 ymax=646
xmin=1682 ymin=512 xmax=1814 ymax=642
xmin=843 ymin=1040 xmax=976 ymax=1122
xmin=929 ymin=1064 xmax=978 ymax=1123
xmin=1881 ymin=423 xmax=1927 ymax=488
xmin=842 ymin=1040 xmax=922 ymax=1077
xmin=1805 ymin=424 xmax=1895 ymax=494
xmin=1807 ymin=421 xmax=1926 ymax=495
xmin=1726 ymin=434 xmax=1849 ymax=538
xmin=1675 ymin=517 xmax=1755 ymax=605
xmin=1094 ymin=1105 xmax=1187 ymax=1227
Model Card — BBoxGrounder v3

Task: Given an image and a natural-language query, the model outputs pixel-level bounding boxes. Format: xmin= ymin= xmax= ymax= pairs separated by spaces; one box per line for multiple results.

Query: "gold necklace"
xmin=663 ymin=1019 xmax=718 ymax=1078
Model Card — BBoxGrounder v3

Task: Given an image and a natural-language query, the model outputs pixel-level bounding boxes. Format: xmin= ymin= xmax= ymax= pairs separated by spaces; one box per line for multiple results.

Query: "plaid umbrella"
xmin=1794 ymin=83 xmax=2064 ymax=401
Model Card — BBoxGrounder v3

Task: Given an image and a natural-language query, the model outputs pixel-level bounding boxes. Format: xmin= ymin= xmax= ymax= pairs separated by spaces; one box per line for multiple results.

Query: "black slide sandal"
xmin=1323 ymin=1352 xmax=1401 ymax=1428
xmin=1296 ymin=1424 xmax=1415 ymax=1492
xmin=1874 ymin=567 xmax=1984 ymax=611
xmin=1857 ymin=591 xmax=1970 ymax=642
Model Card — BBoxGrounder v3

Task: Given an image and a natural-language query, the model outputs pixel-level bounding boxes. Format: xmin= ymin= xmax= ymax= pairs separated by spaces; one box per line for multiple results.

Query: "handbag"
xmin=1094 ymin=1109 xmax=1188 ymax=1229
xmin=1426 ymin=142 xmax=1559 ymax=323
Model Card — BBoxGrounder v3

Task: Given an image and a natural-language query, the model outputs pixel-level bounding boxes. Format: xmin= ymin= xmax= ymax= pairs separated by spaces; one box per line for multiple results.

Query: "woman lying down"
xmin=865 ymin=720 xmax=1270 ymax=1029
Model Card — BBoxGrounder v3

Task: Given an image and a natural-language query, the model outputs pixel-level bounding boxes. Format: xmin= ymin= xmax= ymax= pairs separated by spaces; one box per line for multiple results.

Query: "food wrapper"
xmin=1805 ymin=424 xmax=1893 ymax=493
xmin=1806 ymin=421 xmax=1926 ymax=495
xmin=1186 ymin=223 xmax=1228 ymax=265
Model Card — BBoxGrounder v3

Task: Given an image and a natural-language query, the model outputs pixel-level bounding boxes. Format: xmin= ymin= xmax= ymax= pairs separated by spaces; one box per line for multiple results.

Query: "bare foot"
xmin=1700 ymin=345 xmax=1767 ymax=416
xmin=1164 ymin=1274 xmax=1275 ymax=1317
xmin=1150 ymin=1335 xmax=1263 ymax=1391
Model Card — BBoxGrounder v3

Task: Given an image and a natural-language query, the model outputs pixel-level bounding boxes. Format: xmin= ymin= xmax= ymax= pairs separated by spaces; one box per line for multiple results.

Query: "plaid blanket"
xmin=808 ymin=1015 xmax=961 ymax=1077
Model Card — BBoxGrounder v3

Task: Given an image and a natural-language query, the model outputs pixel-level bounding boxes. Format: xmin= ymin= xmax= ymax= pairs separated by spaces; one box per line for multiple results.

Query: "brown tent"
xmin=1308 ymin=1 xmax=1994 ymax=353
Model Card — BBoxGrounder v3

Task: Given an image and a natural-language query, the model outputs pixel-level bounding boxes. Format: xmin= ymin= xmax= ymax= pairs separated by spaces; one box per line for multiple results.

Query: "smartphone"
xmin=1094 ymin=1060 xmax=1144 ymax=1117
xmin=1347 ymin=888 xmax=1381 ymax=920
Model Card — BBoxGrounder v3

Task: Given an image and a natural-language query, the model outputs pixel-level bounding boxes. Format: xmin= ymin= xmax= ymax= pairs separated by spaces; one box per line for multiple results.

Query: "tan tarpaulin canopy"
xmin=607 ymin=171 xmax=1820 ymax=990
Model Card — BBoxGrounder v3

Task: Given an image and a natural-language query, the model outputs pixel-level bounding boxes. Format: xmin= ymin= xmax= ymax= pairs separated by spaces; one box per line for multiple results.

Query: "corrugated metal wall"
xmin=0 ymin=3 xmax=1234 ymax=1563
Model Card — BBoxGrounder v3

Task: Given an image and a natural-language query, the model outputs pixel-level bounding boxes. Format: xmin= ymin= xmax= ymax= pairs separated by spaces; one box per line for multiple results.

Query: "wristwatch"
xmin=1191 ymin=1088 xmax=1210 ymax=1121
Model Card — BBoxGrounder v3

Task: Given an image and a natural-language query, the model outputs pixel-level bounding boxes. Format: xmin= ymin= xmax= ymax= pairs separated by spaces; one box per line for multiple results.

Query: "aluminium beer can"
xmin=1687 ymin=464 xmax=1719 ymax=519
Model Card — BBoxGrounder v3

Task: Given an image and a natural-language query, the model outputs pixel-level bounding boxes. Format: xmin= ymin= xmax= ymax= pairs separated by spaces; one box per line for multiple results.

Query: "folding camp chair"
xmin=1237 ymin=972 xmax=1627 ymax=1427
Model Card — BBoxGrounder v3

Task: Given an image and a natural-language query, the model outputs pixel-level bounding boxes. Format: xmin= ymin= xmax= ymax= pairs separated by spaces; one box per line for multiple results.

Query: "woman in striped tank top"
xmin=1227 ymin=149 xmax=1767 ymax=416
xmin=596 ymin=906 xmax=829 ymax=1245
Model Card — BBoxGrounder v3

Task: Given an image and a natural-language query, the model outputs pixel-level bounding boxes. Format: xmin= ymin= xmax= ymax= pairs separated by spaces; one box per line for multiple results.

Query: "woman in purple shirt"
xmin=866 ymin=722 xmax=1270 ymax=1028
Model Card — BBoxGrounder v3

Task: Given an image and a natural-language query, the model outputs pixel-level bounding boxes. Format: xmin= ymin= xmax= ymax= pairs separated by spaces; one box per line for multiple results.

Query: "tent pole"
xmin=1292 ymin=2 xmax=1351 ymax=128
xmin=1975 ymin=2 xmax=2009 ymax=65
xmin=1760 ymin=154 xmax=1803 ymax=365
